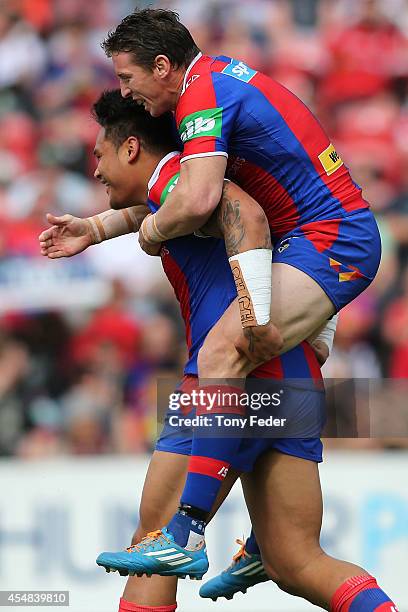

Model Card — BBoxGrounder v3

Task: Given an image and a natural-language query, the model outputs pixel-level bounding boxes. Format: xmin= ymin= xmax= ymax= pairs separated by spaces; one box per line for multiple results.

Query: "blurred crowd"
xmin=0 ymin=0 xmax=407 ymax=457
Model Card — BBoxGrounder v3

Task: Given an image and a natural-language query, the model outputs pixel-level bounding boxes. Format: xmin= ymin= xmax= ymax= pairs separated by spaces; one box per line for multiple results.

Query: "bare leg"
xmin=123 ymin=450 xmax=240 ymax=606
xmin=198 ymin=262 xmax=335 ymax=378
xmin=241 ymin=451 xmax=367 ymax=610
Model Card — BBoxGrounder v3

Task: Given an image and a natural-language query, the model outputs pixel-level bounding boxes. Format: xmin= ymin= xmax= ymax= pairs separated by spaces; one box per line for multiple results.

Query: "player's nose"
xmin=120 ymin=84 xmax=132 ymax=98
xmin=94 ymin=166 xmax=101 ymax=180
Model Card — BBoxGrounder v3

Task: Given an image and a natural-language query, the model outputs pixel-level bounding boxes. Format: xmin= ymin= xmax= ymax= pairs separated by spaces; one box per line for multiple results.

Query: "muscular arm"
xmin=140 ymin=156 xmax=227 ymax=244
xmin=39 ymin=204 xmax=150 ymax=258
xmin=200 ymin=180 xmax=272 ymax=255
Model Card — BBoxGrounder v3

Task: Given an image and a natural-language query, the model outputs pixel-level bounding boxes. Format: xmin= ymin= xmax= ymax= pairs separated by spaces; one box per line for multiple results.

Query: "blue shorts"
xmin=156 ymin=380 xmax=324 ymax=468
xmin=273 ymin=208 xmax=381 ymax=312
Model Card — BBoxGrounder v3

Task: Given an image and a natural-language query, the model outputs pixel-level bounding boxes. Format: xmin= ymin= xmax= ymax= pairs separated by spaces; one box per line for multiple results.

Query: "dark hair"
xmin=102 ymin=8 xmax=200 ymax=70
xmin=92 ymin=89 xmax=178 ymax=154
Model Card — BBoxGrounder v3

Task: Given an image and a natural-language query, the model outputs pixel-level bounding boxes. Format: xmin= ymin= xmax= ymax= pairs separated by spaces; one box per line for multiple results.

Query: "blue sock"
xmin=167 ymin=511 xmax=206 ymax=548
xmin=245 ymin=529 xmax=260 ymax=555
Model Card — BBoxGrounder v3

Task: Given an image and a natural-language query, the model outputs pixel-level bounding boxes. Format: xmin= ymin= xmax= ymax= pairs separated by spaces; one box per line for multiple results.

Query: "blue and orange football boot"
xmin=199 ymin=538 xmax=269 ymax=601
xmin=96 ymin=528 xmax=208 ymax=580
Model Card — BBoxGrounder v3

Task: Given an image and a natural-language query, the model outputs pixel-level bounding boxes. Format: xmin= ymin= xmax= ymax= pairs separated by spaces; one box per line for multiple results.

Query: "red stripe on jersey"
xmin=162 ymin=252 xmax=192 ymax=353
xmin=177 ymin=375 xmax=199 ymax=415
xmin=227 ymin=156 xmax=300 ymax=239
xmin=149 ymin=155 xmax=181 ymax=206
xmin=249 ymin=72 xmax=365 ymax=212
xmin=301 ymin=341 xmax=324 ymax=387
xmin=299 ymin=218 xmax=342 ymax=253
xmin=211 ymin=59 xmax=230 ymax=72
xmin=188 ymin=455 xmax=230 ymax=481
xmin=250 ymin=356 xmax=285 ymax=380
xmin=196 ymin=384 xmax=246 ymax=416
xmin=177 ymin=71 xmax=219 ymax=156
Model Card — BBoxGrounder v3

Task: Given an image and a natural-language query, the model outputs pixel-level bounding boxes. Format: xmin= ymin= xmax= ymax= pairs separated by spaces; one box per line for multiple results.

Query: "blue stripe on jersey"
xmin=280 ymin=344 xmax=311 ymax=379
xmin=211 ymin=71 xmax=344 ymax=226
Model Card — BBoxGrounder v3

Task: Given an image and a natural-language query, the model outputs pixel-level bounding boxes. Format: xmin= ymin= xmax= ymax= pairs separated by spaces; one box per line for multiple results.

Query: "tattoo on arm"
xmin=262 ymin=225 xmax=272 ymax=250
xmin=218 ymin=185 xmax=246 ymax=257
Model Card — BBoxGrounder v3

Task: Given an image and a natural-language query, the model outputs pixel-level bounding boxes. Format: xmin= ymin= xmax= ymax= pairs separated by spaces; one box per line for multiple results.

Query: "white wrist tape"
xmin=315 ymin=313 xmax=339 ymax=354
xmin=86 ymin=209 xmax=140 ymax=243
xmin=140 ymin=213 xmax=168 ymax=244
xmin=228 ymin=249 xmax=272 ymax=327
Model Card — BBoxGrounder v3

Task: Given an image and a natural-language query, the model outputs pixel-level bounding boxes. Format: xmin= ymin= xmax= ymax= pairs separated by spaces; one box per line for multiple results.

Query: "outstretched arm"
xmin=39 ymin=205 xmax=149 ymax=258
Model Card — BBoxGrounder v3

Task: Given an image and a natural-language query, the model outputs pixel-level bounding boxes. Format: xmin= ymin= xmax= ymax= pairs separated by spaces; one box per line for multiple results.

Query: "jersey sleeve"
xmin=176 ymin=74 xmax=239 ymax=163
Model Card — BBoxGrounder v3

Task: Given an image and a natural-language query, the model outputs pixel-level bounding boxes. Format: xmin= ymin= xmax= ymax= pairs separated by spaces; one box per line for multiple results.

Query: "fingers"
xmin=39 ymin=234 xmax=56 ymax=250
xmin=46 ymin=213 xmax=72 ymax=225
xmin=40 ymin=245 xmax=66 ymax=258
xmin=38 ymin=226 xmax=55 ymax=241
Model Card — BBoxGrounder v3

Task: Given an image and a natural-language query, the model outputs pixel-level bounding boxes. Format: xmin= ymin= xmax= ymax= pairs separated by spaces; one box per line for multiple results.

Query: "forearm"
xmin=204 ymin=181 xmax=272 ymax=254
xmin=87 ymin=206 xmax=149 ymax=243
xmin=143 ymin=187 xmax=220 ymax=243
xmin=141 ymin=156 xmax=227 ymax=244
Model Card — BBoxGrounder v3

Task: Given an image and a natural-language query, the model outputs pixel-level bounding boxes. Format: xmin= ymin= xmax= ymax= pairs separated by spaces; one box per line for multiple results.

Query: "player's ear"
xmin=153 ymin=55 xmax=171 ymax=79
xmin=125 ymin=136 xmax=140 ymax=163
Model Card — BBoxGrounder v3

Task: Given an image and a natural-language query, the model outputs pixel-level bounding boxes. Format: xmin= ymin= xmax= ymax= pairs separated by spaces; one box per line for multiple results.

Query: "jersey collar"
xmin=181 ymin=52 xmax=203 ymax=95
xmin=147 ymin=151 xmax=180 ymax=195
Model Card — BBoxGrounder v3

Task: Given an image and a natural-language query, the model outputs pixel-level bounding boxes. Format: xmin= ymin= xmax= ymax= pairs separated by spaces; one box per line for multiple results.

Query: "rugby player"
xmin=40 ymin=91 xmax=397 ymax=612
xmin=99 ymin=10 xmax=387 ymax=600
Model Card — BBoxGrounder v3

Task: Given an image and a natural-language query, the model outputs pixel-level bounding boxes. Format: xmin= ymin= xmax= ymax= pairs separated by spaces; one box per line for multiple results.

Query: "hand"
xmin=235 ymin=322 xmax=283 ymax=365
xmin=310 ymin=339 xmax=330 ymax=366
xmin=39 ymin=213 xmax=93 ymax=258
xmin=138 ymin=214 xmax=162 ymax=256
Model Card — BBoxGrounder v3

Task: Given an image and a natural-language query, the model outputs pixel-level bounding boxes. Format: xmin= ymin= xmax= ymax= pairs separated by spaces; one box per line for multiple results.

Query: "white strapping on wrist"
xmin=228 ymin=249 xmax=272 ymax=327
xmin=315 ymin=313 xmax=339 ymax=353
xmin=87 ymin=209 xmax=140 ymax=244
xmin=140 ymin=214 xmax=168 ymax=244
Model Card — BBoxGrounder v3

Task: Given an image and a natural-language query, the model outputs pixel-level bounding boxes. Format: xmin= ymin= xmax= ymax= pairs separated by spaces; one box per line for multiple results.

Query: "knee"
xmin=197 ymin=336 xmax=229 ymax=377
xmin=262 ymin=545 xmax=323 ymax=593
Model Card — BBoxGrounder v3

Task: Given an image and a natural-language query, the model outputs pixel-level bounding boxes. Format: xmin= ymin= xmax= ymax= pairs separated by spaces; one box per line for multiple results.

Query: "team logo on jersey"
xmin=222 ymin=59 xmax=257 ymax=83
xmin=179 ymin=108 xmax=223 ymax=143
xmin=185 ymin=74 xmax=200 ymax=90
xmin=318 ymin=144 xmax=343 ymax=176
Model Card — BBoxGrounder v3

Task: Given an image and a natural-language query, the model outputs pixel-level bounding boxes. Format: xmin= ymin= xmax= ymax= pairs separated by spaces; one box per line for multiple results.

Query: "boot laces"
xmin=126 ymin=529 xmax=170 ymax=553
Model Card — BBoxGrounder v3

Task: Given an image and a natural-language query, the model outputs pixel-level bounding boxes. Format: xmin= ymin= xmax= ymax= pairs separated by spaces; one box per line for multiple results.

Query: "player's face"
xmin=112 ymin=52 xmax=174 ymax=117
xmin=93 ymin=128 xmax=138 ymax=209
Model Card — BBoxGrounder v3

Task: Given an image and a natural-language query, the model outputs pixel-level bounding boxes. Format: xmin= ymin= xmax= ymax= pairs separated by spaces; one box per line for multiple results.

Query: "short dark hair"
xmin=92 ymin=89 xmax=178 ymax=154
xmin=102 ymin=8 xmax=200 ymax=70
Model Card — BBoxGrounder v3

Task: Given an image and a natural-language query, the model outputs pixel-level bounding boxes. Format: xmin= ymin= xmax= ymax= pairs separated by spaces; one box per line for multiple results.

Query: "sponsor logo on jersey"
xmin=318 ymin=144 xmax=343 ymax=176
xmin=222 ymin=59 xmax=257 ymax=83
xmin=179 ymin=108 xmax=223 ymax=143
xmin=160 ymin=173 xmax=180 ymax=205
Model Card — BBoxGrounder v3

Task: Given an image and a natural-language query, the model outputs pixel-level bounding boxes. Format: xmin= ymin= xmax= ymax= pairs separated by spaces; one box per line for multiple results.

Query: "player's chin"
xmin=148 ymin=105 xmax=164 ymax=118
xmin=108 ymin=193 xmax=128 ymax=210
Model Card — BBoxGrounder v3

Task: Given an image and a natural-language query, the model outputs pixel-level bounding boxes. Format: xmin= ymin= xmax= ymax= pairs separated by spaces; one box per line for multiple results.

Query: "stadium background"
xmin=0 ymin=0 xmax=407 ymax=610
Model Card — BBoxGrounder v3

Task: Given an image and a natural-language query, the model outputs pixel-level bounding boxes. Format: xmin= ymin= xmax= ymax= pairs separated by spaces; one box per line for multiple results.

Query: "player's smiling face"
xmin=93 ymin=128 xmax=139 ymax=209
xmin=112 ymin=52 xmax=176 ymax=117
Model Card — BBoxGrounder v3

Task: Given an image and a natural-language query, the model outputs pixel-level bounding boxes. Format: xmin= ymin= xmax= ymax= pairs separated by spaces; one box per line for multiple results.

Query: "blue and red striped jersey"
xmin=176 ymin=53 xmax=369 ymax=242
xmin=147 ymin=151 xmax=322 ymax=382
